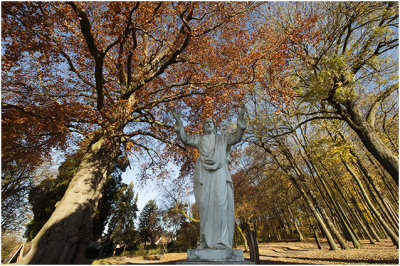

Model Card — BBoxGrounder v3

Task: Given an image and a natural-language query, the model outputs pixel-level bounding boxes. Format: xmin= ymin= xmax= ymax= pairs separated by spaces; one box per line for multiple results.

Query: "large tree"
xmin=24 ymin=150 xmax=84 ymax=241
xmin=2 ymin=2 xmax=263 ymax=263
xmin=24 ymin=149 xmax=125 ymax=242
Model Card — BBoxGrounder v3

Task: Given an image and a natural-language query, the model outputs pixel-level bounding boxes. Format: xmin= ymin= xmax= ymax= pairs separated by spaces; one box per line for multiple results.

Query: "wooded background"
xmin=1 ymin=2 xmax=398 ymax=264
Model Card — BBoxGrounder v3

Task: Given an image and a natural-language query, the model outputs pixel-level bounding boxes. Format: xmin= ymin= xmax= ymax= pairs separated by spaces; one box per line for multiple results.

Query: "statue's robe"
xmin=175 ymin=118 xmax=246 ymax=249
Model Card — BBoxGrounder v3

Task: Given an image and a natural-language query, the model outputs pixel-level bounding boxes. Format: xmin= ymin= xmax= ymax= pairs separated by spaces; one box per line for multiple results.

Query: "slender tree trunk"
xmin=344 ymin=197 xmax=372 ymax=242
xmin=294 ymin=217 xmax=304 ymax=242
xmin=363 ymin=179 xmax=398 ymax=235
xmin=313 ymin=231 xmax=322 ymax=249
xmin=335 ymin=173 xmax=373 ymax=243
xmin=338 ymin=180 xmax=381 ymax=242
xmin=360 ymin=194 xmax=387 ymax=240
xmin=297 ymin=128 xmax=360 ymax=248
xmin=262 ymin=139 xmax=338 ymax=249
xmin=273 ymin=207 xmax=288 ymax=243
xmin=353 ymin=210 xmax=375 ymax=243
xmin=291 ymin=178 xmax=338 ymax=250
xmin=242 ymin=218 xmax=260 ymax=264
xmin=351 ymin=198 xmax=379 ymax=243
xmin=21 ymin=137 xmax=122 ymax=264
xmin=334 ymin=184 xmax=369 ymax=242
xmin=276 ymin=230 xmax=281 ymax=241
xmin=305 ymin=208 xmax=322 ymax=249
xmin=236 ymin=224 xmax=248 ymax=252
xmin=309 ymin=191 xmax=349 ymax=250
xmin=344 ymin=142 xmax=399 ymax=234
xmin=280 ymin=208 xmax=291 ymax=242
xmin=281 ymin=208 xmax=292 ymax=241
xmin=287 ymin=205 xmax=304 ymax=241
xmin=343 ymin=161 xmax=399 ymax=247
xmin=384 ymin=198 xmax=399 ymax=225
xmin=337 ymin=202 xmax=361 ymax=241
xmin=309 ymin=158 xmax=361 ymax=248
xmin=246 ymin=229 xmax=260 ymax=264
xmin=365 ymin=178 xmax=398 ymax=234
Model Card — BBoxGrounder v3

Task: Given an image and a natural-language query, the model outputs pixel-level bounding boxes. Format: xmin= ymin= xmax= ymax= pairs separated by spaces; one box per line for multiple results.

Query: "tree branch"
xmin=366 ymin=84 xmax=398 ymax=127
xmin=269 ymin=115 xmax=343 ymax=138
xmin=68 ymin=2 xmax=106 ymax=111
xmin=119 ymin=130 xmax=186 ymax=151
xmin=59 ymin=50 xmax=95 ymax=88
xmin=67 ymin=2 xmax=99 ymax=59
xmin=171 ymin=207 xmax=199 ymax=223
xmin=2 ymin=103 xmax=55 ymax=120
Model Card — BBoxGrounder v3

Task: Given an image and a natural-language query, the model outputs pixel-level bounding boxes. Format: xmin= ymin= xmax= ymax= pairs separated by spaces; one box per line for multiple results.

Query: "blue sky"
xmin=121 ymin=162 xmax=195 ymax=213
xmin=121 ymin=166 xmax=161 ymax=212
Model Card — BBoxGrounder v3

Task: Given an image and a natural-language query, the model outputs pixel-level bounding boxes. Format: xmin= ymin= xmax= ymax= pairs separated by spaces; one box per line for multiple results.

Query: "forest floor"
xmin=91 ymin=239 xmax=399 ymax=265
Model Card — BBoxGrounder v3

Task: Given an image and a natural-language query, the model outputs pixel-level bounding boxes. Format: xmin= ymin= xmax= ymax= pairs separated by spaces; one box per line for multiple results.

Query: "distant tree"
xmin=92 ymin=155 xmax=127 ymax=240
xmin=160 ymin=182 xmax=195 ymax=239
xmin=24 ymin=178 xmax=57 ymax=241
xmin=1 ymin=233 xmax=21 ymax=262
xmin=138 ymin=200 xmax=162 ymax=247
xmin=162 ymin=202 xmax=187 ymax=239
xmin=105 ymin=182 xmax=139 ymax=251
xmin=175 ymin=204 xmax=200 ymax=248
xmin=2 ymin=161 xmax=35 ymax=234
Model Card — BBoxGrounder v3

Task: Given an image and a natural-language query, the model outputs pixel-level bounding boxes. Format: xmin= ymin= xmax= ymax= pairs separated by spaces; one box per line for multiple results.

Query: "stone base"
xmin=177 ymin=260 xmax=255 ymax=264
xmin=177 ymin=260 xmax=254 ymax=264
xmin=181 ymin=249 xmax=253 ymax=264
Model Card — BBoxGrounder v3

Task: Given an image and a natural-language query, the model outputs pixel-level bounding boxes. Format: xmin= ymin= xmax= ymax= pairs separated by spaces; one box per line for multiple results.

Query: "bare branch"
xmin=2 ymin=103 xmax=55 ymax=120
xmin=269 ymin=115 xmax=343 ymax=138
xmin=68 ymin=2 xmax=109 ymax=111
xmin=171 ymin=207 xmax=199 ymax=223
xmin=367 ymin=84 xmax=398 ymax=127
xmin=59 ymin=50 xmax=95 ymax=88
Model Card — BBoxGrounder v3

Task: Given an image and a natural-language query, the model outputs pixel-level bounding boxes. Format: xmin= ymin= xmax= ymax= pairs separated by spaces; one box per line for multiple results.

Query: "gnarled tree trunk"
xmin=336 ymin=101 xmax=399 ymax=184
xmin=21 ymin=137 xmax=121 ymax=264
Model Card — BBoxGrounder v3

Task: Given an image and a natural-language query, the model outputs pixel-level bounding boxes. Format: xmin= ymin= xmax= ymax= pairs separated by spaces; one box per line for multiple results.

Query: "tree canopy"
xmin=1 ymin=1 xmax=398 ymax=264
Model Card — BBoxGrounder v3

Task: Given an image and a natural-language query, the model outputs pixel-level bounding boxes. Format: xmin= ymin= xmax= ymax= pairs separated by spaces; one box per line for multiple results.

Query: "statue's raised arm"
xmin=172 ymin=109 xmax=183 ymax=130
xmin=227 ymin=104 xmax=247 ymax=145
xmin=172 ymin=109 xmax=199 ymax=148
xmin=171 ymin=105 xmax=247 ymax=254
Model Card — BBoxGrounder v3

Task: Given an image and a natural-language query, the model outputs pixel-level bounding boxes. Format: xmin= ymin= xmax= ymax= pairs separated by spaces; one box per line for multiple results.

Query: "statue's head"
xmin=203 ymin=118 xmax=217 ymax=134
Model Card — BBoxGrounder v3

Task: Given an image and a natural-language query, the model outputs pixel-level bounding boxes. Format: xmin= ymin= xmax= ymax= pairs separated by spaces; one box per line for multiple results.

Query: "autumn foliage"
xmin=1 ymin=2 xmax=304 ymax=263
xmin=2 ymin=2 xmax=305 ymax=179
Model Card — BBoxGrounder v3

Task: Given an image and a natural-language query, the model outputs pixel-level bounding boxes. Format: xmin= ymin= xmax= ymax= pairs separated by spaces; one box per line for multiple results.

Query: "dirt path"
xmin=256 ymin=239 xmax=398 ymax=264
xmin=92 ymin=239 xmax=398 ymax=264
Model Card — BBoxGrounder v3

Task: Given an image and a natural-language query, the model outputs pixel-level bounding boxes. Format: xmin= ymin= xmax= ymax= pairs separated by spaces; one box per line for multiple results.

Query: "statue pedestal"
xmin=177 ymin=249 xmax=254 ymax=264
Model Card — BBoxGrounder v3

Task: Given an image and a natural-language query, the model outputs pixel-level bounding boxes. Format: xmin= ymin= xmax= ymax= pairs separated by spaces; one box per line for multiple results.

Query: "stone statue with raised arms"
xmin=172 ymin=105 xmax=247 ymax=250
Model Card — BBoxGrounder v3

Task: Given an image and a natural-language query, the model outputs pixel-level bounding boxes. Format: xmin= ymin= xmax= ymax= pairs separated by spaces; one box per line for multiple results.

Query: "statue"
xmin=172 ymin=105 xmax=247 ymax=250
